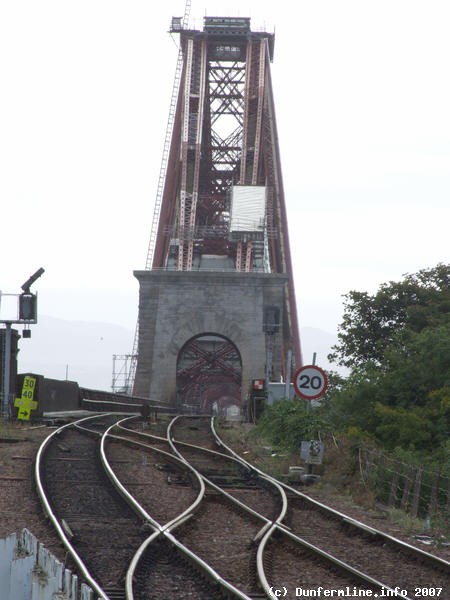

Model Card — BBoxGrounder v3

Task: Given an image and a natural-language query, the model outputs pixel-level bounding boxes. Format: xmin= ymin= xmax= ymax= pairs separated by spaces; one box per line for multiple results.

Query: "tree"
xmin=325 ymin=264 xmax=450 ymax=454
xmin=328 ymin=263 xmax=450 ymax=368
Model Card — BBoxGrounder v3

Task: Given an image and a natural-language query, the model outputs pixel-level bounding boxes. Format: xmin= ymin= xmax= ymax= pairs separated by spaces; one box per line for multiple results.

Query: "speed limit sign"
xmin=293 ymin=365 xmax=328 ymax=400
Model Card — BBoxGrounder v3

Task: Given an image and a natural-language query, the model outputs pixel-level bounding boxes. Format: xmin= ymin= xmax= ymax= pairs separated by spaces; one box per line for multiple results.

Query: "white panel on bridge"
xmin=230 ymin=186 xmax=266 ymax=233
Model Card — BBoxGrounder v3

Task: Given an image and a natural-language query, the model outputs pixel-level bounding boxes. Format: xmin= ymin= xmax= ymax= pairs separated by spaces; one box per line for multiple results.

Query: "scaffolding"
xmin=111 ymin=354 xmax=137 ymax=394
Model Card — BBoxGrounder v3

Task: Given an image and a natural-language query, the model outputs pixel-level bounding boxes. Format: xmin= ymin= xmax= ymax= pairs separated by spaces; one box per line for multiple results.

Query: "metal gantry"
xmin=152 ymin=16 xmax=300 ymax=357
xmin=126 ymin=14 xmax=302 ymax=396
xmin=153 ymin=18 xmax=275 ymax=275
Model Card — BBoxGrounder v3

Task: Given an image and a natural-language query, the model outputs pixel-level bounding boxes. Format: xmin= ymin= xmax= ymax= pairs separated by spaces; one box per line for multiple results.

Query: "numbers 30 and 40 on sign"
xmin=14 ymin=375 xmax=38 ymax=421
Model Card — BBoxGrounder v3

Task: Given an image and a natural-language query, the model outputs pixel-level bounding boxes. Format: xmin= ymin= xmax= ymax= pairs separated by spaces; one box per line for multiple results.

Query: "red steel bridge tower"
xmin=131 ymin=15 xmax=302 ymax=412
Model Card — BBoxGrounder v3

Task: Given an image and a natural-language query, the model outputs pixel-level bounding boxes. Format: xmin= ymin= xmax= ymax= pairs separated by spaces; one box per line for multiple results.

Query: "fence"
xmin=359 ymin=446 xmax=450 ymax=519
xmin=0 ymin=529 xmax=94 ymax=600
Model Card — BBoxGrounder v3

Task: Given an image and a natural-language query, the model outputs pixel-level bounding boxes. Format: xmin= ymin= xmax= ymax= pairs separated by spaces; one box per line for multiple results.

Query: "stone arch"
xmin=176 ymin=333 xmax=242 ymax=415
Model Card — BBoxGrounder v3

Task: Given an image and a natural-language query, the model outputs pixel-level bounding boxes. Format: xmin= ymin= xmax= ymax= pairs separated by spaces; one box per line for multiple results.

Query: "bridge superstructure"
xmin=132 ymin=16 xmax=302 ymax=412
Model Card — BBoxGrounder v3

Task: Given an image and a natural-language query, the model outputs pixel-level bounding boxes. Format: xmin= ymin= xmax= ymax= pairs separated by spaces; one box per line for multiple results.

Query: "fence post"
xmin=388 ymin=461 xmax=400 ymax=507
xmin=447 ymin=476 xmax=450 ymax=513
xmin=400 ymin=465 xmax=414 ymax=511
xmin=411 ymin=467 xmax=423 ymax=518
xmin=428 ymin=471 xmax=440 ymax=515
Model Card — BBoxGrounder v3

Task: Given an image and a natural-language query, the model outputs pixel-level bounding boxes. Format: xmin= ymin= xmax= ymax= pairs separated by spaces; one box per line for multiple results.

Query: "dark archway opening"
xmin=176 ymin=333 xmax=242 ymax=415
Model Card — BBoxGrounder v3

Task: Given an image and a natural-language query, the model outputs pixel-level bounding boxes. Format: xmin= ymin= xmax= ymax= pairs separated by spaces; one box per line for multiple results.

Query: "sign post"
xmin=293 ymin=364 xmax=328 ymax=476
xmin=1 ymin=268 xmax=44 ymax=419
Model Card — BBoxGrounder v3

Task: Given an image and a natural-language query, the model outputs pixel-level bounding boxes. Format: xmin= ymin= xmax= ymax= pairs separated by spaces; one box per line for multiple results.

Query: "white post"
xmin=3 ymin=323 xmax=12 ymax=419
xmin=284 ymin=349 xmax=292 ymax=399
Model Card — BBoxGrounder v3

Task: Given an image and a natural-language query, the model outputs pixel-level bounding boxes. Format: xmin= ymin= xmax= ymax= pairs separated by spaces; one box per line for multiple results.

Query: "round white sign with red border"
xmin=293 ymin=365 xmax=328 ymax=400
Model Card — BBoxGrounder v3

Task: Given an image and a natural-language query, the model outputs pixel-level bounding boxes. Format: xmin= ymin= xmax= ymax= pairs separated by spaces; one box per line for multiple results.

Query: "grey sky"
xmin=1 ymin=1 xmax=449 ymax=385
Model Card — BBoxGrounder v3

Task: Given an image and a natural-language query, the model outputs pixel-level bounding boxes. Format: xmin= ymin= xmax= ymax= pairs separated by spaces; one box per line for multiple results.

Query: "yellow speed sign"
xmin=14 ymin=375 xmax=38 ymax=421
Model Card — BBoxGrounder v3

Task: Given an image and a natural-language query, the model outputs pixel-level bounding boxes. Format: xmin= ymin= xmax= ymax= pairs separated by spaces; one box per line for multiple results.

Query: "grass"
xmin=217 ymin=420 xmax=305 ymax=480
xmin=0 ymin=420 xmax=42 ymax=442
xmin=387 ymin=508 xmax=429 ymax=535
xmin=0 ymin=422 xmax=18 ymax=439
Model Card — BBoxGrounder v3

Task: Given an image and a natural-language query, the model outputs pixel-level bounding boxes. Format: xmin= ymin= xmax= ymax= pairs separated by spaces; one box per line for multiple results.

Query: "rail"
xmin=210 ymin=417 xmax=450 ymax=594
xmin=103 ymin=417 xmax=206 ymax=532
xmin=173 ymin=416 xmax=399 ymax=596
xmin=168 ymin=416 xmax=390 ymax=597
xmin=34 ymin=415 xmax=118 ymax=600
xmin=102 ymin=416 xmax=251 ymax=599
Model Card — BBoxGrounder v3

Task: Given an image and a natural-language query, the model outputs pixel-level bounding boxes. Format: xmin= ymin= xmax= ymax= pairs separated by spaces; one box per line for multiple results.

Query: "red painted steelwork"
xmin=176 ymin=334 xmax=242 ymax=411
xmin=148 ymin=16 xmax=302 ymax=378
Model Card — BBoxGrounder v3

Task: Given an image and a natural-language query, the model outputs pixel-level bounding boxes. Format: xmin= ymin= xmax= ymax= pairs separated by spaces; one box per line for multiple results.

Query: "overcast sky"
xmin=1 ymin=1 xmax=449 ymax=383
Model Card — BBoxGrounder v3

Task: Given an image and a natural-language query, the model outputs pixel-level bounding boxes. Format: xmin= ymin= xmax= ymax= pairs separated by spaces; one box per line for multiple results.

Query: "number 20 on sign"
xmin=293 ymin=365 xmax=328 ymax=400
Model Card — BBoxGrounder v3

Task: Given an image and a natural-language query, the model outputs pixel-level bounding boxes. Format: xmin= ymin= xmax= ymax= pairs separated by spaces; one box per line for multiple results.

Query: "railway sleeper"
xmin=167 ymin=473 xmax=191 ymax=485
xmin=102 ymin=585 xmax=125 ymax=600
xmin=207 ymin=474 xmax=256 ymax=488
xmin=134 ymin=538 xmax=230 ymax=599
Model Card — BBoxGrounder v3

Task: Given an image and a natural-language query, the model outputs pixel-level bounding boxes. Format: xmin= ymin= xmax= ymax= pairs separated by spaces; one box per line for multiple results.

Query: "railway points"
xmin=26 ymin=412 xmax=449 ymax=598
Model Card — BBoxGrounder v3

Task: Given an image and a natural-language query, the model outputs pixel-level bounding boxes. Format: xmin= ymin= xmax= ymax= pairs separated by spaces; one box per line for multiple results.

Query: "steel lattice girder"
xmin=151 ymin=22 xmax=302 ymax=366
xmin=177 ymin=339 xmax=241 ymax=384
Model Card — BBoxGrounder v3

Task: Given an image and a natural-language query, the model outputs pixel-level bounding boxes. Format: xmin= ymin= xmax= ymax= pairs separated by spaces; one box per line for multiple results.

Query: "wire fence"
xmin=358 ymin=446 xmax=450 ymax=519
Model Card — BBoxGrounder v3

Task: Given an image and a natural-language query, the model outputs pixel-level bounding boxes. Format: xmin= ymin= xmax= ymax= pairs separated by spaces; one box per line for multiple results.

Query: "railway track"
xmin=36 ymin=414 xmax=148 ymax=598
xmin=118 ymin=415 xmax=390 ymax=597
xmin=110 ymin=418 xmax=271 ymax=597
xmin=284 ymin=492 xmax=448 ymax=594
xmin=34 ymin=412 xmax=449 ymax=599
xmin=35 ymin=414 xmax=252 ymax=599
xmin=210 ymin=416 xmax=450 ymax=599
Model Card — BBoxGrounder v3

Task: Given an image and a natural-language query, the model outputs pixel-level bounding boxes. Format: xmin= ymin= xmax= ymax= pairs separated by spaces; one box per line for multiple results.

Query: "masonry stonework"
xmin=133 ymin=270 xmax=288 ymax=406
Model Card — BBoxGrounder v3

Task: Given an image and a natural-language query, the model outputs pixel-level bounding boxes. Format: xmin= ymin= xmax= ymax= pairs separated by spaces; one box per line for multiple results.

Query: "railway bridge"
xmin=132 ymin=15 xmax=302 ymax=413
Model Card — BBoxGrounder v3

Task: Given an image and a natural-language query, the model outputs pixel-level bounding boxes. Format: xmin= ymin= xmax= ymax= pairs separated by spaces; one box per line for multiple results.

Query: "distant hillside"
xmin=15 ymin=317 xmax=341 ymax=392
xmin=17 ymin=315 xmax=134 ymax=391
